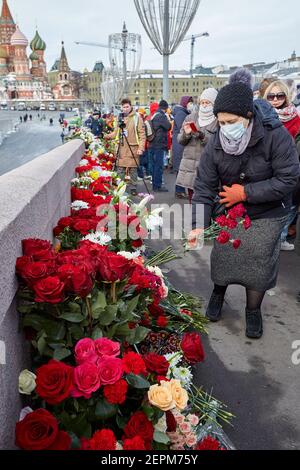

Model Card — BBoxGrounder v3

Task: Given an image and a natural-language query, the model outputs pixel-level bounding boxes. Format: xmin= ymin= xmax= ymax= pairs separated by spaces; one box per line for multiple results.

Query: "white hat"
xmin=200 ymin=87 xmax=218 ymax=105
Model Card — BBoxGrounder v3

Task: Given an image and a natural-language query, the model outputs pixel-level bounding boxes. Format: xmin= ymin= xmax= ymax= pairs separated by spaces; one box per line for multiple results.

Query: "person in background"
xmin=189 ymin=69 xmax=299 ymax=339
xmin=49 ymin=118 xmax=53 ymax=126
xmin=172 ymin=96 xmax=194 ymax=199
xmin=176 ymin=88 xmax=218 ymax=204
xmin=253 ymin=83 xmax=260 ymax=100
xmin=265 ymin=80 xmax=300 ymax=251
xmin=137 ymin=107 xmax=152 ymax=183
xmin=90 ymin=111 xmax=104 ymax=138
xmin=105 ymin=98 xmax=146 ymax=197
xmin=148 ymin=100 xmax=172 ymax=193
xmin=19 ymin=116 xmax=23 ymax=124
xmin=29 ymin=114 xmax=32 ymax=121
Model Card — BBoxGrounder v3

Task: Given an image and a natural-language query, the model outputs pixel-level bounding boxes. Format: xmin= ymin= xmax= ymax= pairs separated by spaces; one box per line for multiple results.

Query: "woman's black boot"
xmin=206 ymin=291 xmax=225 ymax=322
xmin=246 ymin=309 xmax=263 ymax=339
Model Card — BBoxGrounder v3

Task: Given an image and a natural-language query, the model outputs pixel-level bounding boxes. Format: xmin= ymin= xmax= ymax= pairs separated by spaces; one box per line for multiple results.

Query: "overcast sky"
xmin=7 ymin=0 xmax=298 ymax=72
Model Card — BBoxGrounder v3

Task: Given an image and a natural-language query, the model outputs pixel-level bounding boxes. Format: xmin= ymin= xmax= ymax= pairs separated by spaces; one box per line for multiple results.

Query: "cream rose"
xmin=162 ymin=380 xmax=189 ymax=411
xmin=148 ymin=384 xmax=175 ymax=411
xmin=19 ymin=370 xmax=37 ymax=396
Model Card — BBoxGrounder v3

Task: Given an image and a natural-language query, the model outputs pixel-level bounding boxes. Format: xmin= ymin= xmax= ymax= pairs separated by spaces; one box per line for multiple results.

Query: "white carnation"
xmin=117 ymin=251 xmax=141 ymax=260
xmin=83 ymin=232 xmax=112 ymax=246
xmin=71 ymin=200 xmax=90 ymax=211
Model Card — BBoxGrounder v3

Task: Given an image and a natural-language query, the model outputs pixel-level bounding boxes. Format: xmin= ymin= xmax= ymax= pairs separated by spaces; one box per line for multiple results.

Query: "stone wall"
xmin=0 ymin=139 xmax=84 ymax=449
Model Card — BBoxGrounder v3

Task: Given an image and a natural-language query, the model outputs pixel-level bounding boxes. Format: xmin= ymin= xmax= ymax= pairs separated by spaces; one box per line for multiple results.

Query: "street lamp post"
xmin=134 ymin=0 xmax=202 ymax=101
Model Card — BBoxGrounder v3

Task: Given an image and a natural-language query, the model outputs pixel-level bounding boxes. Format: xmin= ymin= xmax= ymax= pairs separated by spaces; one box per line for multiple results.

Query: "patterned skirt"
xmin=211 ymin=216 xmax=287 ymax=292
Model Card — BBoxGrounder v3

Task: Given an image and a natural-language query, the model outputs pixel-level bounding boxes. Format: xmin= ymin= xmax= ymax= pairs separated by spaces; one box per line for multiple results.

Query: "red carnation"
xmin=57 ymin=217 xmax=73 ymax=229
xmin=72 ymin=219 xmax=93 ymax=236
xmin=33 ymin=276 xmax=65 ymax=304
xmin=216 ymin=230 xmax=230 ymax=245
xmin=196 ymin=436 xmax=226 ymax=451
xmin=103 ymin=379 xmax=128 ymax=405
xmin=89 ymin=429 xmax=117 ymax=451
xmin=123 ymin=436 xmax=146 ymax=450
xmin=36 ymin=360 xmax=74 ymax=405
xmin=225 ymin=217 xmax=238 ymax=229
xmin=124 ymin=412 xmax=154 ymax=444
xmin=122 ymin=352 xmax=147 ymax=376
xmin=144 ymin=353 xmax=170 ymax=375
xmin=15 ymin=409 xmax=71 ymax=451
xmin=215 ymin=215 xmax=227 ymax=227
xmin=228 ymin=203 xmax=246 ymax=220
xmin=156 ymin=316 xmax=169 ymax=328
xmin=181 ymin=332 xmax=205 ymax=365
xmin=243 ymin=215 xmax=252 ymax=230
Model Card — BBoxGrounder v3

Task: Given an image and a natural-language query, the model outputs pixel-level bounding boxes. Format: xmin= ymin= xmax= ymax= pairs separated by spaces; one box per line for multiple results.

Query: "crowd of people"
xmin=83 ymin=69 xmax=300 ymax=339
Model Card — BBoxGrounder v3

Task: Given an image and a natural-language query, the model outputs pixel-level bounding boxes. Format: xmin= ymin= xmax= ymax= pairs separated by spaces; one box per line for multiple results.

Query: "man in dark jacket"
xmin=90 ymin=111 xmax=103 ymax=138
xmin=149 ymin=100 xmax=172 ymax=192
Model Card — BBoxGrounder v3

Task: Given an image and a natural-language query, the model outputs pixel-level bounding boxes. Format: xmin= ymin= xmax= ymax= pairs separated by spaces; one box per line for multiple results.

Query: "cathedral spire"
xmin=59 ymin=41 xmax=70 ymax=72
xmin=1 ymin=0 xmax=14 ymax=24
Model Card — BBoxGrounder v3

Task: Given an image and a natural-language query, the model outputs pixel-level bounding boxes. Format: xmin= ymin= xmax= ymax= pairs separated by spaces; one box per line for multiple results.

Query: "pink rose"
xmin=186 ymin=433 xmax=197 ymax=448
xmin=175 ymin=415 xmax=185 ymax=425
xmin=97 ymin=357 xmax=123 ymax=385
xmin=179 ymin=422 xmax=192 ymax=434
xmin=94 ymin=338 xmax=120 ymax=358
xmin=72 ymin=362 xmax=101 ymax=399
xmin=187 ymin=414 xmax=199 ymax=427
xmin=75 ymin=339 xmax=97 ymax=365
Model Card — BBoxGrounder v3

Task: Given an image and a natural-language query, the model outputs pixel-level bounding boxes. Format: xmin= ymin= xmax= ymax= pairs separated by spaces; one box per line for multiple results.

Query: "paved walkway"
xmin=142 ymin=170 xmax=300 ymax=450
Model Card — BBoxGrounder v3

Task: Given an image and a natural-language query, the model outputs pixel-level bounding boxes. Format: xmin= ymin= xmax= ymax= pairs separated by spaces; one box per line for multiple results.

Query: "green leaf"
xmin=43 ymin=321 xmax=66 ymax=341
xmin=17 ymin=305 xmax=34 ymax=314
xmin=95 ymin=399 xmax=118 ymax=420
xmin=69 ymin=432 xmax=81 ymax=450
xmin=98 ymin=305 xmax=118 ymax=326
xmin=114 ymin=324 xmax=132 ymax=337
xmin=125 ymin=295 xmax=140 ymax=315
xmin=126 ymin=373 xmax=150 ymax=389
xmin=53 ymin=347 xmax=72 ymax=361
xmin=116 ymin=414 xmax=127 ymax=430
xmin=59 ymin=312 xmax=85 ymax=323
xmin=154 ymin=431 xmax=170 ymax=445
xmin=126 ymin=326 xmax=151 ymax=345
xmin=92 ymin=328 xmax=103 ymax=340
xmin=142 ymin=406 xmax=155 ymax=420
xmin=68 ymin=302 xmax=82 ymax=313
xmin=22 ymin=314 xmax=44 ymax=331
xmin=37 ymin=332 xmax=47 ymax=356
xmin=92 ymin=291 xmax=107 ymax=311
xmin=69 ymin=324 xmax=84 ymax=340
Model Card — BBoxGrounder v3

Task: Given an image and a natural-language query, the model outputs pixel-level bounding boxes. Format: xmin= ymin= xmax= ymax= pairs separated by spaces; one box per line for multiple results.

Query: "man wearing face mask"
xmin=188 ymin=69 xmax=300 ymax=340
xmin=172 ymin=96 xmax=194 ymax=198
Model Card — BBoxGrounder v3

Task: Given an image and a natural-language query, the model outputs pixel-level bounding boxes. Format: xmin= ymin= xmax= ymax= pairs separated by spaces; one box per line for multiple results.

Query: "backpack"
xmin=145 ymin=113 xmax=159 ymax=142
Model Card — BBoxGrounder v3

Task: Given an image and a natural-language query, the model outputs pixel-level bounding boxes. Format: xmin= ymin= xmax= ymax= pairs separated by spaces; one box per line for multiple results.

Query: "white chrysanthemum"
xmin=165 ymin=352 xmax=183 ymax=369
xmin=146 ymin=265 xmax=163 ymax=278
xmin=117 ymin=251 xmax=141 ymax=260
xmin=154 ymin=415 xmax=167 ymax=434
xmin=145 ymin=214 xmax=163 ymax=231
xmin=79 ymin=159 xmax=89 ymax=167
xmin=71 ymin=200 xmax=90 ymax=211
xmin=83 ymin=232 xmax=112 ymax=246
xmin=171 ymin=367 xmax=193 ymax=389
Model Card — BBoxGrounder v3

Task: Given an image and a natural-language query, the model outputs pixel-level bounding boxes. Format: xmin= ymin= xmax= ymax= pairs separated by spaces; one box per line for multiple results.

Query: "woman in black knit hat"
xmin=188 ymin=69 xmax=300 ymax=339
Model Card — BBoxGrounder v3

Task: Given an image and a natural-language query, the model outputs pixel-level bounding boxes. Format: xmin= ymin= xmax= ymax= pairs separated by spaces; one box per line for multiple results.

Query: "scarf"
xmin=276 ymin=104 xmax=299 ymax=123
xmin=219 ymin=120 xmax=254 ymax=156
xmin=198 ymin=107 xmax=216 ymax=128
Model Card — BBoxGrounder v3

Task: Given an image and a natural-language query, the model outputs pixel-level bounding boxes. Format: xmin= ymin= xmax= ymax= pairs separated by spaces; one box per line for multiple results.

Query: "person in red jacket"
xmin=265 ymin=80 xmax=300 ymax=251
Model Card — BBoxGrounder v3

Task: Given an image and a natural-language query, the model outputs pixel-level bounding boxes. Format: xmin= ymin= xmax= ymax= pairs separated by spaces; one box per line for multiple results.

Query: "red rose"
xmin=22 ymin=239 xmax=52 ymax=257
xmin=232 ymin=239 xmax=242 ymax=250
xmin=131 ymin=239 xmax=144 ymax=248
xmin=94 ymin=338 xmax=120 ymax=358
xmin=53 ymin=226 xmax=63 ymax=237
xmin=20 ymin=261 xmax=51 ymax=286
xmin=216 ymin=230 xmax=231 ymax=245
xmin=144 ymin=353 xmax=170 ymax=376
xmin=156 ymin=316 xmax=169 ymax=328
xmin=36 ymin=360 xmax=74 ymax=405
xmin=103 ymin=379 xmax=128 ymax=404
xmin=72 ymin=219 xmax=93 ymax=236
xmin=181 ymin=332 xmax=205 ymax=365
xmin=16 ymin=256 xmax=32 ymax=276
xmin=124 ymin=412 xmax=154 ymax=444
xmin=243 ymin=215 xmax=252 ymax=230
xmin=75 ymin=339 xmax=97 ymax=365
xmin=72 ymin=268 xmax=94 ymax=298
xmin=33 ymin=276 xmax=65 ymax=304
xmin=196 ymin=436 xmax=225 ymax=451
xmin=166 ymin=411 xmax=177 ymax=433
xmin=89 ymin=429 xmax=117 ymax=451
xmin=97 ymin=357 xmax=124 ymax=385
xmin=123 ymin=436 xmax=146 ymax=450
xmin=15 ymin=409 xmax=71 ymax=451
xmin=122 ymin=352 xmax=147 ymax=375
xmin=97 ymin=252 xmax=135 ymax=282
xmin=57 ymin=217 xmax=73 ymax=228
xmin=72 ymin=362 xmax=101 ymax=399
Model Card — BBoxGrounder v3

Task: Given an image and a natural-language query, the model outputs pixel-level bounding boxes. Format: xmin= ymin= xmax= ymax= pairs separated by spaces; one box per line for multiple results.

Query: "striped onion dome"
xmin=30 ymin=30 xmax=46 ymax=51
xmin=11 ymin=25 xmax=28 ymax=47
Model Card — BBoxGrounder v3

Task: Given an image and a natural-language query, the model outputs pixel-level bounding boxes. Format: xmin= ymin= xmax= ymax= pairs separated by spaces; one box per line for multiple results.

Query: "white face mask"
xmin=187 ymin=103 xmax=194 ymax=113
xmin=200 ymin=104 xmax=213 ymax=114
xmin=221 ymin=121 xmax=247 ymax=140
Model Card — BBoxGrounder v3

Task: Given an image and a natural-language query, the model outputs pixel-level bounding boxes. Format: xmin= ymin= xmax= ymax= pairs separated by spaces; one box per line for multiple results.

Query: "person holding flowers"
xmin=188 ymin=69 xmax=300 ymax=339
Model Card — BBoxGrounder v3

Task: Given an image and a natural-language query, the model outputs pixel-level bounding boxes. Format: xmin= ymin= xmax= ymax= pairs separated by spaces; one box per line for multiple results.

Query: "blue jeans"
xmin=137 ymin=150 xmax=152 ymax=178
xmin=281 ymin=206 xmax=298 ymax=242
xmin=150 ymin=149 xmax=165 ymax=189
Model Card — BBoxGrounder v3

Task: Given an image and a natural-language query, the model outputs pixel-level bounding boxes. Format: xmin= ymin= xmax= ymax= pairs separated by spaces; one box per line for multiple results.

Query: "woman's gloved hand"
xmin=219 ymin=184 xmax=247 ymax=208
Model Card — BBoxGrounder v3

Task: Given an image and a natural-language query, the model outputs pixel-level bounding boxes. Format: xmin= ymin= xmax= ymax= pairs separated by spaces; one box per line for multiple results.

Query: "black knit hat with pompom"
xmin=214 ymin=68 xmax=254 ymax=119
